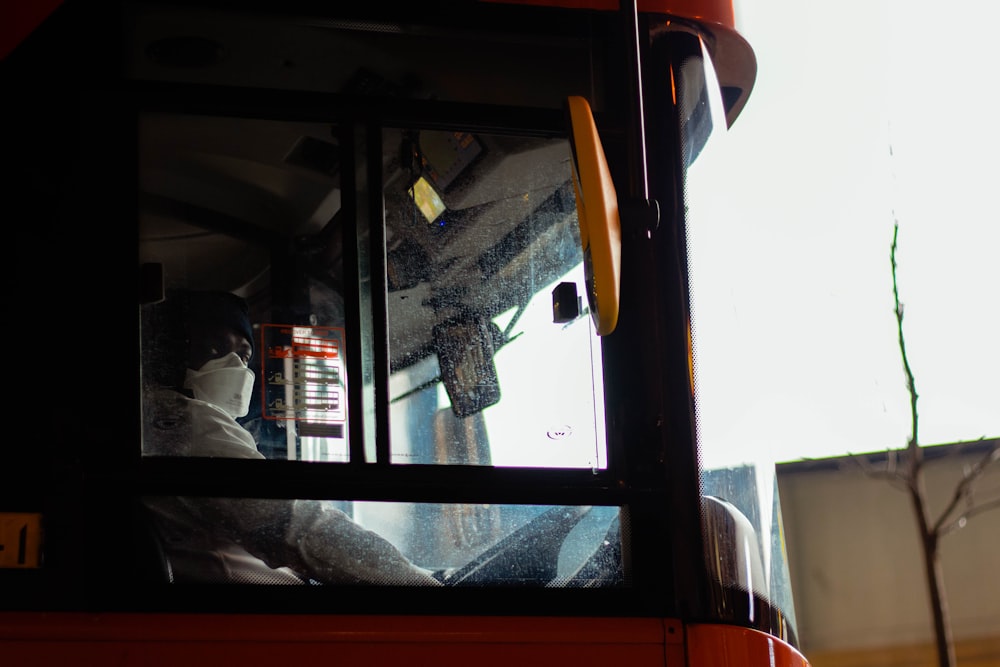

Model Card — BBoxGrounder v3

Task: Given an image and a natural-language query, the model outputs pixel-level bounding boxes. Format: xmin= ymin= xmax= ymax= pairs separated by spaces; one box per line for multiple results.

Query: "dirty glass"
xmin=138 ymin=114 xmax=606 ymax=469
xmin=143 ymin=496 xmax=625 ymax=587
xmin=383 ymin=128 xmax=607 ymax=468
xmin=138 ymin=112 xmax=350 ymax=462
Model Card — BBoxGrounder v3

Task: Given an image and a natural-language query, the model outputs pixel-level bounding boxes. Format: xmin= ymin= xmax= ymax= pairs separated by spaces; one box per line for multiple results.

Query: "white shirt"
xmin=142 ymin=389 xmax=438 ymax=585
xmin=143 ymin=388 xmax=261 ymax=458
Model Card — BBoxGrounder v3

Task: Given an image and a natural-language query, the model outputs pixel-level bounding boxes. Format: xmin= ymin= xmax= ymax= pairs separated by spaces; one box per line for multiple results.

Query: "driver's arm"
xmin=190 ymin=497 xmax=442 ymax=586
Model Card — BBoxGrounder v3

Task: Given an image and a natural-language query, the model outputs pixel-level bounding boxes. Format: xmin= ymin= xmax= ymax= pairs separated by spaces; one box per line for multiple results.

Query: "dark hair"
xmin=141 ymin=289 xmax=253 ymax=387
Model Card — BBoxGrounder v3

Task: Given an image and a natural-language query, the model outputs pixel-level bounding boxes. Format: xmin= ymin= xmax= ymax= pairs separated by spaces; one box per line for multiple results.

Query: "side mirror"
xmin=434 ymin=317 xmax=502 ymax=418
xmin=566 ymin=96 xmax=622 ymax=336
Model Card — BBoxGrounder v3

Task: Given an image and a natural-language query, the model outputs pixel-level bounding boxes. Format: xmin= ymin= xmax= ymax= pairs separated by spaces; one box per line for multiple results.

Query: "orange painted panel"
xmin=2 ymin=641 xmax=666 ymax=667
xmin=0 ymin=613 xmax=669 ymax=667
xmin=1 ymin=615 xmax=814 ymax=666
xmin=480 ymin=0 xmax=736 ymax=30
xmin=687 ymin=624 xmax=810 ymax=667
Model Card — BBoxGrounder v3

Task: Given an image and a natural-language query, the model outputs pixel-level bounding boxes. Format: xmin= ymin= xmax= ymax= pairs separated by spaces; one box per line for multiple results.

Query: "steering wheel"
xmin=441 ymin=505 xmax=592 ymax=586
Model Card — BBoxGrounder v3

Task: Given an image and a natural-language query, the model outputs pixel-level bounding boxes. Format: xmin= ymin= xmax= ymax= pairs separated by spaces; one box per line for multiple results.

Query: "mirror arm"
xmin=620 ymin=197 xmax=660 ymax=238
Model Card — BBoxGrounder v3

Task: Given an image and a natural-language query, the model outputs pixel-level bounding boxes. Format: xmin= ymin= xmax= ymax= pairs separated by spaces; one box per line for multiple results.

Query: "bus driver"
xmin=141 ymin=289 xmax=440 ymax=586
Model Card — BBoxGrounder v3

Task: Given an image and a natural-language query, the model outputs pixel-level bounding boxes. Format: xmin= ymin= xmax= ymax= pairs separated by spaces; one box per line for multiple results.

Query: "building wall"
xmin=776 ymin=441 xmax=1000 ymax=664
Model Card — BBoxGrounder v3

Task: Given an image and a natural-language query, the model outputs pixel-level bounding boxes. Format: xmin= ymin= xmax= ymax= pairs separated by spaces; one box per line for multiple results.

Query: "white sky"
xmin=689 ymin=0 xmax=999 ymax=464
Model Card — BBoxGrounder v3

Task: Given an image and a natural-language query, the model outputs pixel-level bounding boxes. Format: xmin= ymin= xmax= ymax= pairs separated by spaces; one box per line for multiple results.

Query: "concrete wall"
xmin=776 ymin=440 xmax=999 ymax=655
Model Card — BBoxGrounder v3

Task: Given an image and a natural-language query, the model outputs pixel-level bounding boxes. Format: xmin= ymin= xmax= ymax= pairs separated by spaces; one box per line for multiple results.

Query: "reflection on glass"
xmin=144 ymin=496 xmax=625 ymax=588
xmin=261 ymin=324 xmax=348 ymax=461
xmin=138 ymin=112 xmax=349 ymax=463
xmin=409 ymin=176 xmax=446 ymax=223
xmin=672 ymin=31 xmax=800 ymax=644
xmin=384 ymin=128 xmax=607 ymax=468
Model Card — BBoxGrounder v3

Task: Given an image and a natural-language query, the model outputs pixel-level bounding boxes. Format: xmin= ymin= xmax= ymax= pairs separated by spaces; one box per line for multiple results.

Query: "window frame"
xmin=127 ymin=87 xmax=650 ymax=612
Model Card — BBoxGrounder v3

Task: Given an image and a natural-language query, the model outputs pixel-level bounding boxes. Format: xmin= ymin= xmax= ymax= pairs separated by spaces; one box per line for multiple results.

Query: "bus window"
xmin=139 ymin=111 xmax=350 ymax=462
xmin=384 ymin=128 xmax=607 ymax=468
xmin=143 ymin=495 xmax=625 ymax=588
xmin=139 ymin=114 xmax=606 ymax=469
xmin=135 ymin=108 xmax=618 ymax=588
xmin=664 ymin=29 xmax=800 ymax=644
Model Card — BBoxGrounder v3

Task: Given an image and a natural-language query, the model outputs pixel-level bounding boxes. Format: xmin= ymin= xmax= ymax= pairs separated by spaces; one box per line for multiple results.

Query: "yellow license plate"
xmin=0 ymin=512 xmax=43 ymax=568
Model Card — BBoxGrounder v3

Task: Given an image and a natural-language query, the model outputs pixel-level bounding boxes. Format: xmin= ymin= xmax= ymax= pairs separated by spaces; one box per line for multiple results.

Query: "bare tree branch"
xmin=891 ymin=222 xmax=954 ymax=667
xmin=840 ymin=214 xmax=997 ymax=667
xmin=933 ymin=443 xmax=1000 ymax=535
xmin=891 ymin=223 xmax=921 ymax=462
xmin=940 ymin=497 xmax=1000 ymax=536
xmin=849 ymin=454 xmax=911 ymax=492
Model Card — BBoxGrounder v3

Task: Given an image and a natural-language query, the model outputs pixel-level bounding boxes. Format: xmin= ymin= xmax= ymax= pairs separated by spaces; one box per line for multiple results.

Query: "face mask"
xmin=184 ymin=352 xmax=255 ymax=418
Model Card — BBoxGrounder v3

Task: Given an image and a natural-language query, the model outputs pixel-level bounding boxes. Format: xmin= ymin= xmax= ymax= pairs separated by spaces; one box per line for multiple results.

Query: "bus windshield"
xmin=383 ymin=127 xmax=606 ymax=468
xmin=670 ymin=28 xmax=800 ymax=642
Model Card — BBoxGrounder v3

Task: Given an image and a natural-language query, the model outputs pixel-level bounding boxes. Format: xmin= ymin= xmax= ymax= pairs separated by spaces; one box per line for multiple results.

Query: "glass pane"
xmin=672 ymin=33 xmax=800 ymax=643
xmin=382 ymin=128 xmax=606 ymax=468
xmin=139 ymin=112 xmax=350 ymax=462
xmin=143 ymin=496 xmax=625 ymax=587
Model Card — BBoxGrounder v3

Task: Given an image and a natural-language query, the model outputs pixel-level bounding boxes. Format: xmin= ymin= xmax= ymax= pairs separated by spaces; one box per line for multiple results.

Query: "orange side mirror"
xmin=566 ymin=96 xmax=621 ymax=336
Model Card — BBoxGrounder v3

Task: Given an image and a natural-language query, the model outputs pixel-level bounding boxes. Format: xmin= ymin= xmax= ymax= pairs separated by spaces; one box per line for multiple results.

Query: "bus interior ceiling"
xmin=133 ymin=1 xmax=591 ymax=376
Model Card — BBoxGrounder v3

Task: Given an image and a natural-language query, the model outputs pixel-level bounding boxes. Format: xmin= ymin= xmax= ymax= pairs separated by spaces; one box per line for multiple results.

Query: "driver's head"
xmin=142 ymin=289 xmax=254 ymax=388
xmin=180 ymin=290 xmax=254 ymax=371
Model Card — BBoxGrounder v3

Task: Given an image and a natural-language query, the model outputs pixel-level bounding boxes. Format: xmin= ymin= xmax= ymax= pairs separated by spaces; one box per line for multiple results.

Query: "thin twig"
xmin=940 ymin=497 xmax=1000 ymax=536
xmin=933 ymin=444 xmax=1000 ymax=535
xmin=848 ymin=450 xmax=915 ymax=493
xmin=891 ymin=222 xmax=920 ymax=459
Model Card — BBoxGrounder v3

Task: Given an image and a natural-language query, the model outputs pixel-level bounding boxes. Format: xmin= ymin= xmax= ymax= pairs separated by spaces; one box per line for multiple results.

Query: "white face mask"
xmin=183 ymin=352 xmax=255 ymax=418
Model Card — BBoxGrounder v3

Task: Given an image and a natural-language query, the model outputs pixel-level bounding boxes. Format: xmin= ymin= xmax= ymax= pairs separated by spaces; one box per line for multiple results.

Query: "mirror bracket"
xmin=621 ymin=197 xmax=661 ymax=237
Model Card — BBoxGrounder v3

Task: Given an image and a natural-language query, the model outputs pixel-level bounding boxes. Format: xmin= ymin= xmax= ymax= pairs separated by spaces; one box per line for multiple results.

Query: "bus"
xmin=1 ymin=1 xmax=807 ymax=664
